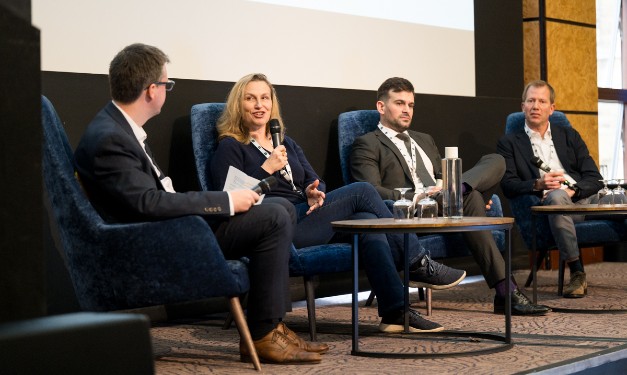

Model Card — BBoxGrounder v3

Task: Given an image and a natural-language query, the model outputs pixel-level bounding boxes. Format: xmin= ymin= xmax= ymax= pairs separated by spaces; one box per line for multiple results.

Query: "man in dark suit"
xmin=74 ymin=43 xmax=326 ymax=363
xmin=350 ymin=77 xmax=550 ymax=315
xmin=497 ymin=80 xmax=603 ymax=298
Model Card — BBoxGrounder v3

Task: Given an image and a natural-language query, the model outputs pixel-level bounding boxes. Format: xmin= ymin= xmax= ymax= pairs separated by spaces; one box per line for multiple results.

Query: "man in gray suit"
xmin=350 ymin=77 xmax=550 ymax=316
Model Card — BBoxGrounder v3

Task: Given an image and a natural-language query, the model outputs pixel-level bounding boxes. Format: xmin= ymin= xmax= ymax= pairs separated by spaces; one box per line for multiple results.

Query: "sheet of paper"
xmin=223 ymin=165 xmax=264 ymax=204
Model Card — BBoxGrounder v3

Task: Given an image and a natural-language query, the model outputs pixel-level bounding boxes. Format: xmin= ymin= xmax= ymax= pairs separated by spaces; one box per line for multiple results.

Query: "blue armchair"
xmin=42 ymin=97 xmax=261 ymax=371
xmin=190 ymin=103 xmax=352 ymax=341
xmin=504 ymin=111 xmax=627 ymax=292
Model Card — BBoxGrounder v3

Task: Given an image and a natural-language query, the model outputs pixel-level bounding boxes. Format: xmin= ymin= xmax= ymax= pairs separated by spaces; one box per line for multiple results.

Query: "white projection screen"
xmin=32 ymin=0 xmax=475 ymax=96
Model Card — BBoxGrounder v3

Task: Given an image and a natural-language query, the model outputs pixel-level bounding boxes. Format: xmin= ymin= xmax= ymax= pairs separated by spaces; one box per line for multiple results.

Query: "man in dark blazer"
xmin=497 ymin=80 xmax=603 ymax=298
xmin=74 ymin=43 xmax=326 ymax=363
xmin=350 ymin=77 xmax=550 ymax=315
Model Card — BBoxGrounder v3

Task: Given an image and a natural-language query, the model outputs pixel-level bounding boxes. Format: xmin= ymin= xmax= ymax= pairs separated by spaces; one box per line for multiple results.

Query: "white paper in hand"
xmin=224 ymin=166 xmax=264 ymax=204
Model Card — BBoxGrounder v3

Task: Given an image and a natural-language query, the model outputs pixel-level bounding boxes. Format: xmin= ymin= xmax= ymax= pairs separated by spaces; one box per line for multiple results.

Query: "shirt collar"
xmin=112 ymin=100 xmax=147 ymax=146
xmin=378 ymin=122 xmax=408 ymax=138
xmin=524 ymin=121 xmax=552 ymax=140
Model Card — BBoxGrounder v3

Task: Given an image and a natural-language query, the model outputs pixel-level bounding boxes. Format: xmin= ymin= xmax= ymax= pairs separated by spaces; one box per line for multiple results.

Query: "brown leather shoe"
xmin=240 ymin=328 xmax=321 ymax=364
xmin=276 ymin=322 xmax=330 ymax=354
xmin=563 ymin=271 xmax=587 ymax=298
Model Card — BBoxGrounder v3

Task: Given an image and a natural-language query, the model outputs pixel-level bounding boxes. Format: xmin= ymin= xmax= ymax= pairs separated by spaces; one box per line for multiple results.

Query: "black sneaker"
xmin=379 ymin=308 xmax=444 ymax=333
xmin=409 ymin=254 xmax=466 ymax=289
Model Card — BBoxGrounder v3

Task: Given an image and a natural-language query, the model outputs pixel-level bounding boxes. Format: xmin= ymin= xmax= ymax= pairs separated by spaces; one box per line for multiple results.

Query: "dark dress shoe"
xmin=240 ymin=328 xmax=321 ymax=364
xmin=276 ymin=322 xmax=329 ymax=354
xmin=494 ymin=289 xmax=551 ymax=316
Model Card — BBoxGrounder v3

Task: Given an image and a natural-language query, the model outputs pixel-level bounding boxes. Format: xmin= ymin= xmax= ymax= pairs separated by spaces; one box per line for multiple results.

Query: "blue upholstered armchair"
xmin=42 ymin=97 xmax=261 ymax=370
xmin=504 ymin=111 xmax=627 ymax=291
xmin=190 ymin=103 xmax=352 ymax=341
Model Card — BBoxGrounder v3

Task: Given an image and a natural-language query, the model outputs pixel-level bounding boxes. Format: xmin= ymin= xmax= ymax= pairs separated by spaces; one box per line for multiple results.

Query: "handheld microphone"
xmin=269 ymin=118 xmax=291 ymax=177
xmin=251 ymin=176 xmax=277 ymax=195
xmin=530 ymin=156 xmax=573 ymax=187
xmin=269 ymin=119 xmax=281 ymax=148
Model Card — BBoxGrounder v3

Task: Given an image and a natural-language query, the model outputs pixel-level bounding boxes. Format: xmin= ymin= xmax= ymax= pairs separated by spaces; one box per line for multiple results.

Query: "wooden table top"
xmin=331 ymin=216 xmax=514 ymax=231
xmin=531 ymin=204 xmax=627 ymax=215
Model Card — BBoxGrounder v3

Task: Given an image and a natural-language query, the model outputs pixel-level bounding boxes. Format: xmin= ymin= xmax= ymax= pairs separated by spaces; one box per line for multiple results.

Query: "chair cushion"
xmin=289 ymin=243 xmax=353 ymax=277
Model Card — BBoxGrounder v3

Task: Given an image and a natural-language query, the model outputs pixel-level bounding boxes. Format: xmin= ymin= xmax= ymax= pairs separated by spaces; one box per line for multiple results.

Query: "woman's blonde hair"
xmin=216 ymin=73 xmax=285 ymax=144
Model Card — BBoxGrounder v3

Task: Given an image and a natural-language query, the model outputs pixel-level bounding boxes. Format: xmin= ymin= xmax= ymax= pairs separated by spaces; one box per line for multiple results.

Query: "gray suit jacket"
xmin=350 ymin=128 xmax=442 ymax=201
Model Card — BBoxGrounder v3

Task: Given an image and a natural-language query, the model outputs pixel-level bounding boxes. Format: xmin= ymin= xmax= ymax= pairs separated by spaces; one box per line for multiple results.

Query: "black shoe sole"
xmin=493 ymin=306 xmax=551 ymax=316
xmin=563 ymin=293 xmax=586 ymax=298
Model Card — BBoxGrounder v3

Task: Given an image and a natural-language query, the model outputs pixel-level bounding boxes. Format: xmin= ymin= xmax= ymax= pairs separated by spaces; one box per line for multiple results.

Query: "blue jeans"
xmin=293 ymin=182 xmax=427 ymax=316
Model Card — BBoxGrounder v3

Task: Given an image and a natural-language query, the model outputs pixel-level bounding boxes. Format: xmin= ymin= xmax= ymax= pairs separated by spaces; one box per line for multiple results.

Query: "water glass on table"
xmin=417 ymin=186 xmax=438 ymax=219
xmin=393 ymin=188 xmax=413 ymax=221
xmin=613 ymin=179 xmax=627 ymax=204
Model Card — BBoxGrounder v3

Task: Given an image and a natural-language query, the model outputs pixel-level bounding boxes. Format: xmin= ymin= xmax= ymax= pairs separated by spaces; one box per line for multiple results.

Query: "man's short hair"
xmin=109 ymin=43 xmax=170 ymax=104
xmin=377 ymin=77 xmax=414 ymax=101
xmin=522 ymin=80 xmax=555 ymax=104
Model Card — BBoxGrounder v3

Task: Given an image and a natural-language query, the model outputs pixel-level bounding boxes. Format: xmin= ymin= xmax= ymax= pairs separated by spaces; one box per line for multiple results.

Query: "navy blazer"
xmin=350 ymin=128 xmax=441 ymax=201
xmin=496 ymin=124 xmax=602 ymax=201
xmin=74 ymin=102 xmax=229 ymax=223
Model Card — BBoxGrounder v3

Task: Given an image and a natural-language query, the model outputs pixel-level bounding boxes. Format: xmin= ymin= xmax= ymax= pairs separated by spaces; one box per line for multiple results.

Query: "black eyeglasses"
xmin=148 ymin=79 xmax=175 ymax=91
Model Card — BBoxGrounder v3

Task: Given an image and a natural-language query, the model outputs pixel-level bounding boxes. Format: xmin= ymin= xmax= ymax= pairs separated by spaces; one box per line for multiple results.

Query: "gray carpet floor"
xmin=152 ymin=262 xmax=627 ymax=374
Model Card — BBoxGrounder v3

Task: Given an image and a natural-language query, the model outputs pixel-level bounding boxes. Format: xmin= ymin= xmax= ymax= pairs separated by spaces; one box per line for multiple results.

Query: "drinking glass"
xmin=613 ymin=179 xmax=627 ymax=204
xmin=598 ymin=179 xmax=613 ymax=206
xmin=417 ymin=186 xmax=438 ymax=219
xmin=393 ymin=188 xmax=413 ymax=221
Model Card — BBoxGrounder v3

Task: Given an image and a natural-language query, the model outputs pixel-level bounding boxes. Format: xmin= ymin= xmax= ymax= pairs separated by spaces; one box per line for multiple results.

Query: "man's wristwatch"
xmin=569 ymin=185 xmax=581 ymax=199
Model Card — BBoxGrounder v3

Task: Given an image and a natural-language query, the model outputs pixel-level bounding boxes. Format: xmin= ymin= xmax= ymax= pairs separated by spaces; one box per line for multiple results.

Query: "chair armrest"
xmin=507 ymin=194 xmax=553 ymax=250
xmin=486 ymin=194 xmax=503 ymax=217
xmin=74 ymin=215 xmax=248 ymax=310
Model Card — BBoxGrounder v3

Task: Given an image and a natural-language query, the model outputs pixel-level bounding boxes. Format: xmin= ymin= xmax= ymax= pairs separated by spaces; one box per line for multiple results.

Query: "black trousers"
xmin=214 ymin=197 xmax=295 ymax=326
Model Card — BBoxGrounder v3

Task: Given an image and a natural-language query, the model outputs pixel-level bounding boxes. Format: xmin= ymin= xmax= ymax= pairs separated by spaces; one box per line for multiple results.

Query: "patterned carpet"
xmin=152 ymin=262 xmax=627 ymax=374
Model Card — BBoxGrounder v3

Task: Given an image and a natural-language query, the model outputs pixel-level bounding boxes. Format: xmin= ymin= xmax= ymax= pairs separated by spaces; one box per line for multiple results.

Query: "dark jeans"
xmin=293 ymin=182 xmax=427 ymax=316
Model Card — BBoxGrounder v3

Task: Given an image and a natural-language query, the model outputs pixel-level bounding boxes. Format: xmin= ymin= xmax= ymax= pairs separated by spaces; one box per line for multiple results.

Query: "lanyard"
xmin=378 ymin=124 xmax=423 ymax=189
xmin=249 ymin=138 xmax=301 ymax=193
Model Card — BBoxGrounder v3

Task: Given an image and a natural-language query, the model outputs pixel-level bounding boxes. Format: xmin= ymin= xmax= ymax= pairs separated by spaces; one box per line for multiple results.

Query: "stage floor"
xmin=152 ymin=262 xmax=627 ymax=374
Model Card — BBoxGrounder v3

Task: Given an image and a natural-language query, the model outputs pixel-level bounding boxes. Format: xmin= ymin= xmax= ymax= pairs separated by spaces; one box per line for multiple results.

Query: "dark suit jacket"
xmin=350 ymin=128 xmax=442 ymax=201
xmin=496 ymin=124 xmax=602 ymax=201
xmin=74 ymin=102 xmax=229 ymax=223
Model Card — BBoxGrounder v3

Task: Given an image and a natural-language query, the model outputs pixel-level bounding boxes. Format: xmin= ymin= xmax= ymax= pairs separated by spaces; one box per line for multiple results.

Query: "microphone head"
xmin=269 ymin=119 xmax=281 ymax=135
xmin=258 ymin=176 xmax=278 ymax=194
xmin=530 ymin=156 xmax=550 ymax=172
xmin=530 ymin=156 xmax=542 ymax=167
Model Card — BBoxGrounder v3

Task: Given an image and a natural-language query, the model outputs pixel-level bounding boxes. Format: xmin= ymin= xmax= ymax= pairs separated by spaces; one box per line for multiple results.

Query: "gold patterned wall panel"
xmin=565 ymin=114 xmax=599 ymax=162
xmin=523 ymin=0 xmax=539 ymax=18
xmin=546 ymin=22 xmax=598 ymax=112
xmin=523 ymin=22 xmax=541 ymax=85
xmin=545 ymin=0 xmax=596 ymax=24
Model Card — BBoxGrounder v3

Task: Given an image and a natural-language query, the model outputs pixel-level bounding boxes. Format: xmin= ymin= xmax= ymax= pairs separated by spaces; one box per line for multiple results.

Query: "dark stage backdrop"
xmin=40 ymin=1 xmax=524 ymax=313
